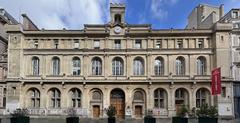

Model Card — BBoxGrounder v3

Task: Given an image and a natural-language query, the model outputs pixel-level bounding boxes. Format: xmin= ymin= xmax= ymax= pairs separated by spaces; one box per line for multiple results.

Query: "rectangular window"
xmin=233 ymin=36 xmax=239 ymax=46
xmin=54 ymin=39 xmax=59 ymax=49
xmin=233 ymin=11 xmax=238 ymax=18
xmin=156 ymin=40 xmax=162 ymax=48
xmin=12 ymin=87 xmax=16 ymax=96
xmin=34 ymin=40 xmax=38 ymax=49
xmin=74 ymin=39 xmax=80 ymax=49
xmin=198 ymin=39 xmax=204 ymax=48
xmin=239 ymin=37 xmax=240 ymax=46
xmin=94 ymin=40 xmax=100 ymax=49
xmin=135 ymin=39 xmax=142 ymax=49
xmin=221 ymin=87 xmax=226 ymax=97
xmin=233 ymin=23 xmax=239 ymax=28
xmin=221 ymin=36 xmax=224 ymax=42
xmin=114 ymin=40 xmax=121 ymax=49
xmin=176 ymin=40 xmax=183 ymax=49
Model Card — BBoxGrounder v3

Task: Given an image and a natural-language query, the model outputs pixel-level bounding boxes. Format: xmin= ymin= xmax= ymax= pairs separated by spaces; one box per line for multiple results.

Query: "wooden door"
xmin=135 ymin=106 xmax=142 ymax=118
xmin=175 ymin=100 xmax=185 ymax=114
xmin=110 ymin=89 xmax=125 ymax=118
xmin=93 ymin=105 xmax=100 ymax=118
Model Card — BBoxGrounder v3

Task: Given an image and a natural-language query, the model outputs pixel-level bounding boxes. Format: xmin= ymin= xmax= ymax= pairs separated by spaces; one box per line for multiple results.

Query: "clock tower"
xmin=110 ymin=3 xmax=126 ymax=25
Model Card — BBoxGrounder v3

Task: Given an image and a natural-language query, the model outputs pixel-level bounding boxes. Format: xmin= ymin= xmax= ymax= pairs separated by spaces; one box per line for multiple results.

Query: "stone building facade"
xmin=2 ymin=3 xmax=235 ymax=118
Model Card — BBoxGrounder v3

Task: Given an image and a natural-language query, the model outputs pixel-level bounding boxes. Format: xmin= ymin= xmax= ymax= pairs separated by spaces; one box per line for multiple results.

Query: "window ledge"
xmin=88 ymin=75 xmax=104 ymax=77
xmin=130 ymin=75 xmax=147 ymax=77
xmin=26 ymin=75 xmax=41 ymax=77
xmin=172 ymin=75 xmax=190 ymax=77
xmin=46 ymin=75 xmax=64 ymax=77
xmin=151 ymin=75 xmax=168 ymax=77
xmin=194 ymin=75 xmax=210 ymax=77
xmin=67 ymin=75 xmax=83 ymax=77
xmin=109 ymin=75 xmax=126 ymax=77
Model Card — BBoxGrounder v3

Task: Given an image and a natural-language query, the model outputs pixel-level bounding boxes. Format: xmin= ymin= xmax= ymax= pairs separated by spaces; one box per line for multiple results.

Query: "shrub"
xmin=106 ymin=105 xmax=116 ymax=118
xmin=177 ymin=105 xmax=189 ymax=118
xmin=196 ymin=104 xmax=218 ymax=118
xmin=11 ymin=108 xmax=29 ymax=117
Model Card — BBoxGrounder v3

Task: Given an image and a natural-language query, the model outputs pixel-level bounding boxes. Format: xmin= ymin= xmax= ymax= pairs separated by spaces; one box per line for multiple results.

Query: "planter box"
xmin=66 ymin=117 xmax=79 ymax=123
xmin=144 ymin=117 xmax=156 ymax=123
xmin=198 ymin=117 xmax=218 ymax=123
xmin=108 ymin=117 xmax=116 ymax=123
xmin=10 ymin=117 xmax=29 ymax=123
xmin=172 ymin=117 xmax=188 ymax=123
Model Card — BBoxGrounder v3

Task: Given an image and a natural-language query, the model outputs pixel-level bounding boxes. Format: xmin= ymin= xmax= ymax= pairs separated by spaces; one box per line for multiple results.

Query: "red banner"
xmin=211 ymin=68 xmax=221 ymax=95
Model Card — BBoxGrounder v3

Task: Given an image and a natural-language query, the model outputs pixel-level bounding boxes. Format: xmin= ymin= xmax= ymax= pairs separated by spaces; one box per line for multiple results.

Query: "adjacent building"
xmin=2 ymin=3 xmax=234 ymax=119
xmin=220 ymin=8 xmax=240 ymax=117
xmin=186 ymin=4 xmax=224 ymax=29
xmin=0 ymin=8 xmax=18 ymax=110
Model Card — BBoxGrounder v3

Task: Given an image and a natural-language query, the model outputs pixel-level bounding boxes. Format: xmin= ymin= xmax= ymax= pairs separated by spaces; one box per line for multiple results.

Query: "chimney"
xmin=22 ymin=14 xmax=39 ymax=31
xmin=220 ymin=4 xmax=224 ymax=18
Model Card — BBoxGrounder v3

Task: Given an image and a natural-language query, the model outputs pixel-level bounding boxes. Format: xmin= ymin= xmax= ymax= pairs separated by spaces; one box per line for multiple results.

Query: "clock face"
xmin=114 ymin=26 xmax=122 ymax=34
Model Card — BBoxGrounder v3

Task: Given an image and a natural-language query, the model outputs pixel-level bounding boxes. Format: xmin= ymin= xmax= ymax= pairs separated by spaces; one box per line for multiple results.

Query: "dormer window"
xmin=233 ymin=11 xmax=238 ymax=19
xmin=114 ymin=14 xmax=121 ymax=24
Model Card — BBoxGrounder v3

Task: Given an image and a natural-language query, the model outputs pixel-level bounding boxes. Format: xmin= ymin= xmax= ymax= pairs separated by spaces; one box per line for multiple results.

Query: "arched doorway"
xmin=175 ymin=88 xmax=189 ymax=114
xmin=110 ymin=89 xmax=125 ymax=118
xmin=133 ymin=89 xmax=146 ymax=118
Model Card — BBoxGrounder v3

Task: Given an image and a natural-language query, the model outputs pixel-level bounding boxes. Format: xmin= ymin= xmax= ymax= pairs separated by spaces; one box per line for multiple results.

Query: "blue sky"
xmin=0 ymin=0 xmax=239 ymax=29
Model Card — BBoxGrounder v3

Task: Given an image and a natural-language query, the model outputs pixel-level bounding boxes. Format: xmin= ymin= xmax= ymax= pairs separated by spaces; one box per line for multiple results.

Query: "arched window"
xmin=154 ymin=57 xmax=164 ymax=76
xmin=154 ymin=88 xmax=167 ymax=108
xmin=114 ymin=14 xmax=121 ymax=24
xmin=196 ymin=88 xmax=210 ymax=108
xmin=28 ymin=88 xmax=40 ymax=108
xmin=92 ymin=57 xmax=102 ymax=75
xmin=197 ymin=57 xmax=206 ymax=75
xmin=52 ymin=57 xmax=60 ymax=75
xmin=176 ymin=57 xmax=185 ymax=75
xmin=134 ymin=91 xmax=144 ymax=102
xmin=133 ymin=57 xmax=144 ymax=75
xmin=112 ymin=57 xmax=123 ymax=75
xmin=72 ymin=57 xmax=81 ymax=75
xmin=50 ymin=88 xmax=61 ymax=108
xmin=92 ymin=91 xmax=102 ymax=101
xmin=70 ymin=88 xmax=81 ymax=108
xmin=175 ymin=88 xmax=189 ymax=106
xmin=32 ymin=57 xmax=39 ymax=75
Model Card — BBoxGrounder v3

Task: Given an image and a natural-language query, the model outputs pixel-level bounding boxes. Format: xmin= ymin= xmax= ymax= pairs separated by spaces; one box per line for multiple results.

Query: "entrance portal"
xmin=135 ymin=105 xmax=142 ymax=118
xmin=93 ymin=105 xmax=100 ymax=118
xmin=110 ymin=89 xmax=125 ymax=118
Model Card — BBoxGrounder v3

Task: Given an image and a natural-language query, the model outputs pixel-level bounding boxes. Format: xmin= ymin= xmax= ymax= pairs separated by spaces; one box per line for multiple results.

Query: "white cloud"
xmin=150 ymin=0 xmax=177 ymax=20
xmin=0 ymin=0 xmax=112 ymax=29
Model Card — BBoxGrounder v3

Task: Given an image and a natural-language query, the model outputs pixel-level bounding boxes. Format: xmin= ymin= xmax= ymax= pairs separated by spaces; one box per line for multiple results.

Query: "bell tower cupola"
xmin=110 ymin=3 xmax=126 ymax=25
